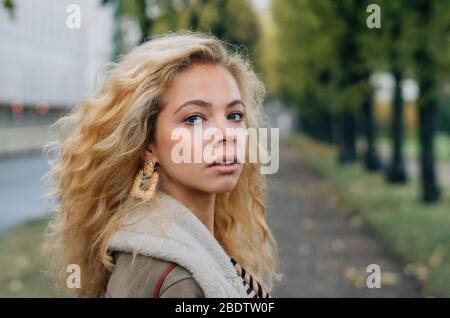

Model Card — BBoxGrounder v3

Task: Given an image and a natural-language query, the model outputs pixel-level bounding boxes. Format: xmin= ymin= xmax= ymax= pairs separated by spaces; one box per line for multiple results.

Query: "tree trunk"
xmin=362 ymin=95 xmax=382 ymax=171
xmin=385 ymin=71 xmax=407 ymax=183
xmin=414 ymin=0 xmax=440 ymax=203
xmin=111 ymin=0 xmax=123 ymax=62
xmin=337 ymin=111 xmax=357 ymax=164
xmin=418 ymin=84 xmax=440 ymax=202
xmin=137 ymin=0 xmax=152 ymax=43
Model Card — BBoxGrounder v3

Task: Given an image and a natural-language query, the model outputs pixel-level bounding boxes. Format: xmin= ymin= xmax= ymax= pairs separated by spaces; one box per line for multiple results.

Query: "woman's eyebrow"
xmin=174 ymin=99 xmax=245 ymax=114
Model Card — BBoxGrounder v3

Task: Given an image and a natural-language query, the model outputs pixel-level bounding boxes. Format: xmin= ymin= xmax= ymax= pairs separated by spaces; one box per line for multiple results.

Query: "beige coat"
xmin=104 ymin=251 xmax=204 ymax=297
xmin=104 ymin=190 xmax=250 ymax=298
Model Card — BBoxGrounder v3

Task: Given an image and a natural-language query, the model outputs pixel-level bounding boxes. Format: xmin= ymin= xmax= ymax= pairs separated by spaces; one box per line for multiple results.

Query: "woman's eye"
xmin=184 ymin=114 xmax=204 ymax=125
xmin=227 ymin=112 xmax=244 ymax=122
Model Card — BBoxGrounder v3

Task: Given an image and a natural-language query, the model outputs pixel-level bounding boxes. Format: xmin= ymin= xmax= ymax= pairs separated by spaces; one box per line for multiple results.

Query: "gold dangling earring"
xmin=131 ymin=159 xmax=159 ymax=200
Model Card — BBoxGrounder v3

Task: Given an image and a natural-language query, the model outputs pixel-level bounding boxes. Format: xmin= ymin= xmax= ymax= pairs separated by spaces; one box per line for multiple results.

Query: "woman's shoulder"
xmin=104 ymin=251 xmax=205 ymax=298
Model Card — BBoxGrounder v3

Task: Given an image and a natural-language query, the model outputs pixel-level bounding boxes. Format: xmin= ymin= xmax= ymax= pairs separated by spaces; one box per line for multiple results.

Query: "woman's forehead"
xmin=164 ymin=63 xmax=241 ymax=104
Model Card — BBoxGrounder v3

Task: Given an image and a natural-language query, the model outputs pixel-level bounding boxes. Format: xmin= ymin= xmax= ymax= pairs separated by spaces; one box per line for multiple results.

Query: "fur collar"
xmin=107 ymin=190 xmax=250 ymax=298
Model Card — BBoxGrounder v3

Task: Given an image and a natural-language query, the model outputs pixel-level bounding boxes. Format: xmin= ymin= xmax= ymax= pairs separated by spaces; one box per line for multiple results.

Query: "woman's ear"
xmin=144 ymin=144 xmax=158 ymax=163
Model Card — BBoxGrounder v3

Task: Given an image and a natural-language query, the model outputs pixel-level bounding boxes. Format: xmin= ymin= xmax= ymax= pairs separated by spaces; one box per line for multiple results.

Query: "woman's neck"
xmin=166 ymin=185 xmax=216 ymax=237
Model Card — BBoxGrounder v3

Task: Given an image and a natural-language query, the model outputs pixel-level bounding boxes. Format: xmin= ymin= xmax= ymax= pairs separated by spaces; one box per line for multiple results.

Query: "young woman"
xmin=45 ymin=30 xmax=281 ymax=298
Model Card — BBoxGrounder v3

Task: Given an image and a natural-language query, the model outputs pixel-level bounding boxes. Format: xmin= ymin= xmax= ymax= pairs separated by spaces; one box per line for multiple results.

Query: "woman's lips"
xmin=206 ymin=155 xmax=240 ymax=167
xmin=207 ymin=162 xmax=241 ymax=174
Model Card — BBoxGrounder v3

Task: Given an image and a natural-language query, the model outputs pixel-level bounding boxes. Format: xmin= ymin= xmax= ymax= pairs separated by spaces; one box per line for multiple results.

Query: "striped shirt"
xmin=230 ymin=257 xmax=271 ymax=298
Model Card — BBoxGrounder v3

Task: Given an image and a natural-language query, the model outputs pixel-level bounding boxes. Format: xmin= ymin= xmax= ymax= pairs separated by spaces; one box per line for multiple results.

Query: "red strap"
xmin=153 ymin=262 xmax=177 ymax=298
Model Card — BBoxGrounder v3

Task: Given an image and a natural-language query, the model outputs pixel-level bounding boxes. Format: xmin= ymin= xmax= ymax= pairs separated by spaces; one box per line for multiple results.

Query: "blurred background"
xmin=0 ymin=0 xmax=449 ymax=297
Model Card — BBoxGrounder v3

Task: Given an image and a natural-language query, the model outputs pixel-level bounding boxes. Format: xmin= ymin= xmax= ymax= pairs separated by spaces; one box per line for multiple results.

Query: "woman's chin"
xmin=206 ymin=180 xmax=239 ymax=194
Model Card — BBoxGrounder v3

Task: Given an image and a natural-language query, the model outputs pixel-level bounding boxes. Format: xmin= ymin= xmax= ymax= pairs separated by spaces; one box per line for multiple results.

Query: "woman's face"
xmin=145 ymin=63 xmax=246 ymax=195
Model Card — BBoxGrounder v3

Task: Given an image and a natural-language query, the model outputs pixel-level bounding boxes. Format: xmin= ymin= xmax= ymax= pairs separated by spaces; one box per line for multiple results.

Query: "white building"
xmin=0 ymin=0 xmax=114 ymax=124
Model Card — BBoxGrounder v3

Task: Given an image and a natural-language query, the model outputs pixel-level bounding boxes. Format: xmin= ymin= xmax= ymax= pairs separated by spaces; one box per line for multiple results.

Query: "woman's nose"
xmin=214 ymin=116 xmax=236 ymax=145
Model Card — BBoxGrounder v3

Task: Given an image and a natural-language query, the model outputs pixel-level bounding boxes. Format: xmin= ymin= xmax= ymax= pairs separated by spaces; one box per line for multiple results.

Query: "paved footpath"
xmin=267 ymin=139 xmax=425 ymax=297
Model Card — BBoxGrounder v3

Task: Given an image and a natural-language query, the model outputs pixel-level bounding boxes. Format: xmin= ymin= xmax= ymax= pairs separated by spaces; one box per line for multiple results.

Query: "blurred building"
xmin=0 ymin=0 xmax=114 ymax=127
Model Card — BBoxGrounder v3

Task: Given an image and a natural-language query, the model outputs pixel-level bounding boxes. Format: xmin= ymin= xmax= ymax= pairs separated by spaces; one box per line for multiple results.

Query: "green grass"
xmin=0 ymin=217 xmax=65 ymax=297
xmin=290 ymin=134 xmax=450 ymax=297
